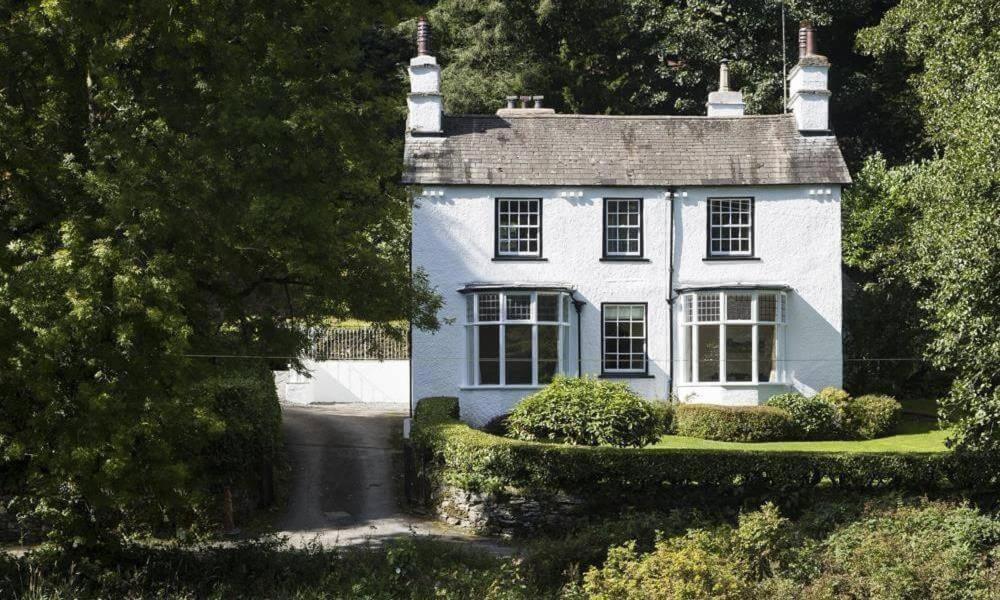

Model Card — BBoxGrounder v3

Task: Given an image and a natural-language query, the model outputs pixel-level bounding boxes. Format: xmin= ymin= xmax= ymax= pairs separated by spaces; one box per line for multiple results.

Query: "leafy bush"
xmin=805 ymin=502 xmax=1000 ymax=598
xmin=673 ymin=404 xmax=793 ymax=442
xmin=816 ymin=387 xmax=852 ymax=407
xmin=765 ymin=393 xmax=840 ymax=440
xmin=506 ymin=376 xmax=662 ymax=447
xmin=842 ymin=394 xmax=902 ymax=439
xmin=192 ymin=365 xmax=283 ymax=490
xmin=581 ymin=532 xmax=748 ymax=599
xmin=652 ymin=400 xmax=676 ymax=434
xmin=410 ymin=398 xmax=995 ymax=507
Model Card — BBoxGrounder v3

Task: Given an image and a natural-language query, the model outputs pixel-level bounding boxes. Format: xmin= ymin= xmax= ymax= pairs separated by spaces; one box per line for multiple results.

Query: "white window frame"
xmin=679 ymin=290 xmax=786 ymax=385
xmin=708 ymin=197 xmax=754 ymax=257
xmin=464 ymin=290 xmax=572 ymax=388
xmin=496 ymin=198 xmax=542 ymax=258
xmin=603 ymin=198 xmax=643 ymax=258
xmin=601 ymin=303 xmax=648 ymax=375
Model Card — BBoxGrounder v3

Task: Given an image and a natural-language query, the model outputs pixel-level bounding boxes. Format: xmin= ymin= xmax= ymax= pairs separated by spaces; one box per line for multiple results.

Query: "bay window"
xmin=465 ymin=289 xmax=573 ymax=387
xmin=681 ymin=290 xmax=786 ymax=384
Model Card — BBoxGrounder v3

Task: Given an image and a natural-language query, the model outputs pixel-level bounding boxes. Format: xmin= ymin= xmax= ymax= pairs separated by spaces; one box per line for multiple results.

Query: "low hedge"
xmin=673 ymin=404 xmax=793 ymax=442
xmin=765 ymin=393 xmax=840 ymax=440
xmin=410 ymin=398 xmax=995 ymax=506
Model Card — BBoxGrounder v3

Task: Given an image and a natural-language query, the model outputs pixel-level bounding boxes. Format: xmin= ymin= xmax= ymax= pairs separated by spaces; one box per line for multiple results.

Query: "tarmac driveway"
xmin=276 ymin=403 xmax=471 ymax=546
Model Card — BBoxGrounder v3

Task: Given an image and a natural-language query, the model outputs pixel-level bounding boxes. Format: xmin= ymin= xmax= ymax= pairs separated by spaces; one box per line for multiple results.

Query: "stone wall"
xmin=432 ymin=485 xmax=587 ymax=537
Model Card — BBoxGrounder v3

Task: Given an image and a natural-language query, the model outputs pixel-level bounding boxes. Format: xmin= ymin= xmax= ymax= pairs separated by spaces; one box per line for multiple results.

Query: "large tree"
xmin=426 ymin=0 xmax=910 ymax=168
xmin=0 ymin=0 xmax=438 ymax=543
xmin=846 ymin=0 xmax=1000 ymax=449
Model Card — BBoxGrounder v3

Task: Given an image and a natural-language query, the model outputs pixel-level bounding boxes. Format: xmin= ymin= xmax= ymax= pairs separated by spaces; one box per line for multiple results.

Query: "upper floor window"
xmin=496 ymin=198 xmax=541 ymax=258
xmin=465 ymin=290 xmax=572 ymax=387
xmin=680 ymin=290 xmax=786 ymax=384
xmin=708 ymin=197 xmax=754 ymax=257
xmin=603 ymin=198 xmax=643 ymax=258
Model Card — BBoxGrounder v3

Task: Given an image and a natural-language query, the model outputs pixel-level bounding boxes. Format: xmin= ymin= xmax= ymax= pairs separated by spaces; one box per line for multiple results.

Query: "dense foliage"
xmin=765 ymin=393 xmax=841 ymax=440
xmin=507 ymin=376 xmax=662 ymax=447
xmin=673 ymin=404 xmax=793 ymax=443
xmin=412 ymin=398 xmax=992 ymax=507
xmin=425 ymin=0 xmax=912 ymax=168
xmin=0 ymin=0 xmax=441 ymax=545
xmin=843 ymin=0 xmax=1000 ymax=450
xmin=577 ymin=501 xmax=1000 ymax=600
xmin=6 ymin=500 xmax=997 ymax=599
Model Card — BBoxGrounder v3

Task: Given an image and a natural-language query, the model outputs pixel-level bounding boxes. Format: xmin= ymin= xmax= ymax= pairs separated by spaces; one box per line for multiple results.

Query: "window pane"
xmin=538 ymin=294 xmax=559 ymax=322
xmin=758 ymin=325 xmax=778 ymax=382
xmin=708 ymin=198 xmax=753 ymax=257
xmin=538 ymin=326 xmax=559 ymax=384
xmin=563 ymin=295 xmax=571 ymax=323
xmin=505 ymin=325 xmax=533 ymax=384
xmin=478 ymin=293 xmax=499 ymax=321
xmin=605 ymin=199 xmax=641 ymax=256
xmin=478 ymin=325 xmax=500 ymax=384
xmin=497 ymin=198 xmax=540 ymax=256
xmin=727 ymin=293 xmax=752 ymax=320
xmin=758 ymin=293 xmax=777 ymax=322
xmin=683 ymin=325 xmax=693 ymax=382
xmin=603 ymin=304 xmax=646 ymax=372
xmin=506 ymin=294 xmax=531 ymax=320
xmin=697 ymin=293 xmax=720 ymax=322
xmin=697 ymin=325 xmax=720 ymax=381
xmin=726 ymin=325 xmax=753 ymax=382
xmin=466 ymin=296 xmax=474 ymax=322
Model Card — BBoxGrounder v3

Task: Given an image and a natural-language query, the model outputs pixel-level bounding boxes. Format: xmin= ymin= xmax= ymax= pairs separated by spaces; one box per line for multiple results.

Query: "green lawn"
xmin=653 ymin=418 xmax=950 ymax=453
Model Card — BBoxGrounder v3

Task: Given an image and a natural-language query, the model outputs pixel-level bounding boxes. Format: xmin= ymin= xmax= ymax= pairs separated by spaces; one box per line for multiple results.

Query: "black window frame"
xmin=494 ymin=197 xmax=545 ymax=261
xmin=601 ymin=197 xmax=646 ymax=261
xmin=705 ymin=196 xmax=756 ymax=260
xmin=600 ymin=302 xmax=651 ymax=378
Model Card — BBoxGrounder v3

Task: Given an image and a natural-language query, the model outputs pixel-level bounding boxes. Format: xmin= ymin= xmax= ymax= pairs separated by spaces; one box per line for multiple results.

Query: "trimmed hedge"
xmin=765 ymin=393 xmax=840 ymax=440
xmin=843 ymin=394 xmax=902 ymax=439
xmin=410 ymin=397 xmax=996 ymax=506
xmin=673 ymin=404 xmax=793 ymax=442
xmin=507 ymin=376 xmax=662 ymax=447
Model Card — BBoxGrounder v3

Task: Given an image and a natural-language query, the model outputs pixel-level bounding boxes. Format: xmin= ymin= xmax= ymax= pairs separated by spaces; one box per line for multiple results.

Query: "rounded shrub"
xmin=765 ymin=392 xmax=840 ymax=440
xmin=673 ymin=404 xmax=794 ymax=442
xmin=480 ymin=413 xmax=511 ymax=436
xmin=816 ymin=386 xmax=851 ymax=407
xmin=506 ymin=376 xmax=662 ymax=447
xmin=842 ymin=394 xmax=902 ymax=439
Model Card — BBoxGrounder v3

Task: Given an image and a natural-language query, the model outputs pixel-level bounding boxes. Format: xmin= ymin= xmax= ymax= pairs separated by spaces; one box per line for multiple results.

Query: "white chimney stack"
xmin=787 ymin=21 xmax=831 ymax=133
xmin=407 ymin=17 xmax=443 ymax=135
xmin=707 ymin=59 xmax=745 ymax=117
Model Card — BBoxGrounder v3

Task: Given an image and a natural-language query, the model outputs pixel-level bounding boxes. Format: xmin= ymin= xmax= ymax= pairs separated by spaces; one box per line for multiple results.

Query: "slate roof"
xmin=402 ymin=113 xmax=851 ymax=187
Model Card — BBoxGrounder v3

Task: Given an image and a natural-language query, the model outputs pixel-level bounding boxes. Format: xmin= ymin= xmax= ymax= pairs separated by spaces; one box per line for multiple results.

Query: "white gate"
xmin=281 ymin=327 xmax=409 ymax=405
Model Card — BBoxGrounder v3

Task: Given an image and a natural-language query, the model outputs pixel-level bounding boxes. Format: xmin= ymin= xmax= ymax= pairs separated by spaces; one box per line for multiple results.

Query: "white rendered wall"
xmin=412 ymin=184 xmax=843 ymax=425
xmin=412 ymin=186 xmax=671 ymax=426
xmin=672 ymin=185 xmax=843 ymax=404
xmin=281 ymin=359 xmax=410 ymax=405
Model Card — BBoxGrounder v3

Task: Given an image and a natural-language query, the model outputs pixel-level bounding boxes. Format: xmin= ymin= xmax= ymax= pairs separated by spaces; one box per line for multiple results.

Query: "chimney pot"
xmin=532 ymin=95 xmax=544 ymax=109
xmin=506 ymin=96 xmax=518 ymax=109
xmin=719 ymin=59 xmax=730 ymax=92
xmin=416 ymin=16 xmax=431 ymax=56
xmin=799 ymin=20 xmax=815 ymax=58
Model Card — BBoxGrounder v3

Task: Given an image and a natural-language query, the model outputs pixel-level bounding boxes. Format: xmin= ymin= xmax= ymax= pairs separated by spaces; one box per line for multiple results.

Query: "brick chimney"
xmin=707 ymin=59 xmax=745 ymax=117
xmin=407 ymin=17 xmax=443 ymax=135
xmin=787 ymin=21 xmax=831 ymax=133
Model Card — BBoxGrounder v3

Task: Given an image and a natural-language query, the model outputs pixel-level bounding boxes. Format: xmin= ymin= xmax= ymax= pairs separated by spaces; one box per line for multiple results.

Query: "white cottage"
xmin=404 ymin=19 xmax=851 ymax=426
